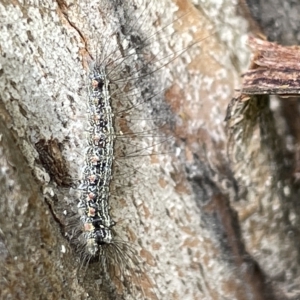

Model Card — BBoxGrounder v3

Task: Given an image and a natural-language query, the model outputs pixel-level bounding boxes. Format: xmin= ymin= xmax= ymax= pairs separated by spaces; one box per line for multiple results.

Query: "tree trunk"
xmin=1 ymin=0 xmax=298 ymax=299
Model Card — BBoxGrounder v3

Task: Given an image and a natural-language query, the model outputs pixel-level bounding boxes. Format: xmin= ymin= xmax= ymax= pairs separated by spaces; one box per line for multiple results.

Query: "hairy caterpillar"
xmin=60 ymin=1 xmax=215 ymax=298
xmin=69 ymin=2 xmax=183 ymax=298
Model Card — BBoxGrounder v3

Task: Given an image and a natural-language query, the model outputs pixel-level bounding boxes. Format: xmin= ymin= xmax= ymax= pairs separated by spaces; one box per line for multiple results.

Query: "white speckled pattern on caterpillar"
xmin=77 ymin=66 xmax=115 ymax=255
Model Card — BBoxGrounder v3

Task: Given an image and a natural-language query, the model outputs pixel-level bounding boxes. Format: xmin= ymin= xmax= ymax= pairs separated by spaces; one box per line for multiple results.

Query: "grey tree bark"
xmin=1 ymin=0 xmax=298 ymax=299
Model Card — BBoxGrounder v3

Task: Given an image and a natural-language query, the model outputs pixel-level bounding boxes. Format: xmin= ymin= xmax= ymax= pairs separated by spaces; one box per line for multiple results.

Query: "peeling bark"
xmin=226 ymin=37 xmax=300 ymax=299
